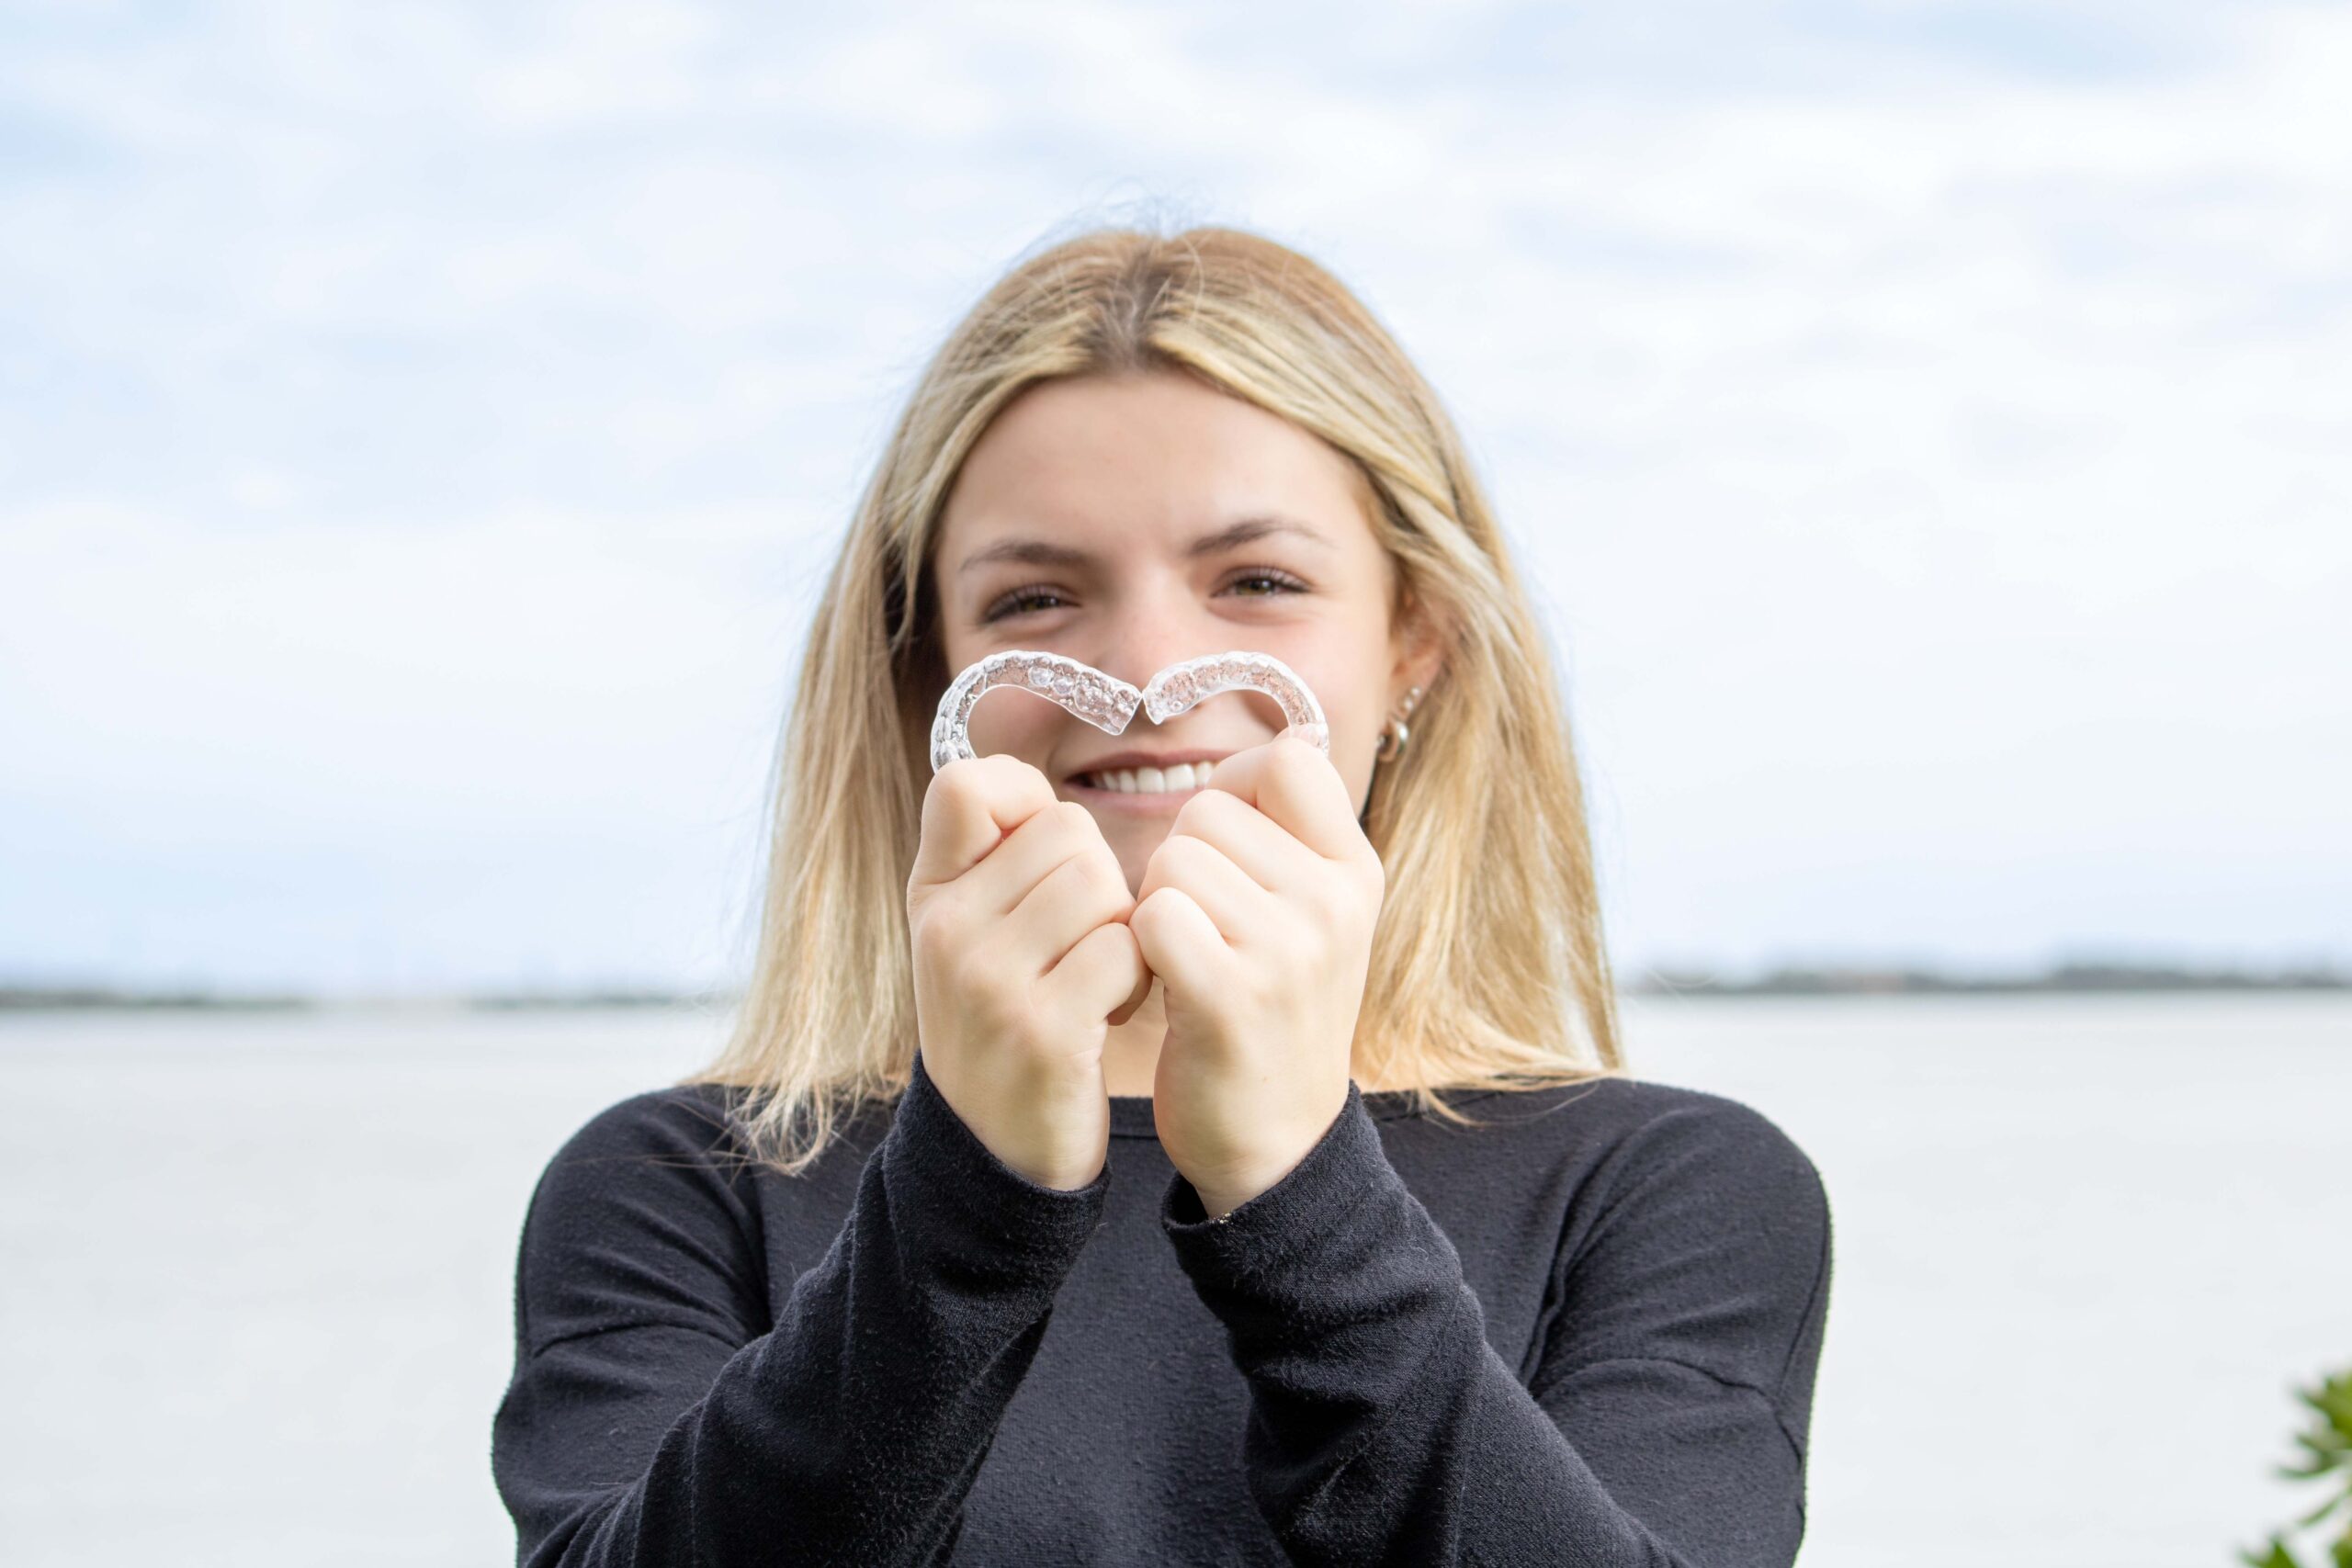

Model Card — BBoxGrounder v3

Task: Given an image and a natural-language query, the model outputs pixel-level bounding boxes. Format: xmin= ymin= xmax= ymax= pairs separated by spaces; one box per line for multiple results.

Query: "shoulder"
xmin=1397 ymin=1073 xmax=1831 ymax=1317
xmin=1538 ymin=1076 xmax=1827 ymax=1276
xmin=1493 ymin=1077 xmax=1833 ymax=1407
xmin=529 ymin=1076 xmax=909 ymax=1231
xmin=513 ymin=1083 xmax=770 ymax=1353
xmin=521 ymin=1077 xmax=899 ymax=1257
xmin=1445 ymin=1073 xmax=1825 ymax=1216
xmin=519 ymin=1083 xmax=763 ymax=1276
xmin=543 ymin=1081 xmax=753 ymax=1176
xmin=1586 ymin=1077 xmax=1825 ymax=1212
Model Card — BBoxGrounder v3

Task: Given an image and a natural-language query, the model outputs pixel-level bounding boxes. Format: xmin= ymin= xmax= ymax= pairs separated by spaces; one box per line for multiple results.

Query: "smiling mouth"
xmin=1069 ymin=761 xmax=1215 ymax=796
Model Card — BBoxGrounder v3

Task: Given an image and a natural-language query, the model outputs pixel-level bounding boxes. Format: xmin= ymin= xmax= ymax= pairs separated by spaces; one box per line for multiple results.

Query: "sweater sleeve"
xmin=492 ymin=1052 xmax=1111 ymax=1568
xmin=1160 ymin=1082 xmax=1833 ymax=1567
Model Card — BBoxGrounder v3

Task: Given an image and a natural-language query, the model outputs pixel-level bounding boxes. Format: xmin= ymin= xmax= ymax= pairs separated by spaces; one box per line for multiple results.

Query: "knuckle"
xmin=1156 ymin=834 xmax=1205 ymax=875
xmin=1311 ymin=879 xmax=1366 ymax=942
xmin=935 ymin=755 xmax=984 ymax=801
xmin=925 ymin=874 xmax=975 ymax=928
xmin=1080 ymin=849 xmax=1129 ymax=900
xmin=908 ymin=897 xmax=952 ymax=958
xmin=1004 ymin=755 xmax=1054 ymax=800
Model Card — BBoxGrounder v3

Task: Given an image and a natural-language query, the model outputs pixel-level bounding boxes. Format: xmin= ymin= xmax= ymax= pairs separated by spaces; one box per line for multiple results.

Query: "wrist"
xmin=1190 ymin=1157 xmax=1301 ymax=1224
xmin=1192 ymin=1188 xmax=1245 ymax=1224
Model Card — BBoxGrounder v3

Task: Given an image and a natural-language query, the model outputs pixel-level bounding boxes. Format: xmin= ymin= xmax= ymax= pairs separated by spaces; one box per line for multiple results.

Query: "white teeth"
xmin=1082 ymin=761 xmax=1208 ymax=794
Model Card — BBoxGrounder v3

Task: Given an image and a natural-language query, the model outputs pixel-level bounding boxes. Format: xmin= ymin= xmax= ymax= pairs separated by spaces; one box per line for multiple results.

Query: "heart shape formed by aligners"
xmin=929 ymin=649 xmax=1330 ymax=773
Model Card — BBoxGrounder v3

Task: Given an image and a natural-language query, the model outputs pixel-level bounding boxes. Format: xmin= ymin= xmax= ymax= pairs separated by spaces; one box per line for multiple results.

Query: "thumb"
xmin=1105 ymin=967 xmax=1153 ymax=1027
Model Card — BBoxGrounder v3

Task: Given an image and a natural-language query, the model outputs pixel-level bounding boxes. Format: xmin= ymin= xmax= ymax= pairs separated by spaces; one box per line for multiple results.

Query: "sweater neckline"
xmin=1105 ymin=1085 xmax=1492 ymax=1138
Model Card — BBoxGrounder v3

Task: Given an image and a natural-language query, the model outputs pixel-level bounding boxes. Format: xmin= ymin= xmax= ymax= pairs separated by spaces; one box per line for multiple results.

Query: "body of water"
xmin=3 ymin=994 xmax=2346 ymax=1566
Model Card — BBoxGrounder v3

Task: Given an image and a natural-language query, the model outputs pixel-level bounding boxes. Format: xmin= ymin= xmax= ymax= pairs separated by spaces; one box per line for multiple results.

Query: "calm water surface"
xmin=3 ymin=994 xmax=2346 ymax=1567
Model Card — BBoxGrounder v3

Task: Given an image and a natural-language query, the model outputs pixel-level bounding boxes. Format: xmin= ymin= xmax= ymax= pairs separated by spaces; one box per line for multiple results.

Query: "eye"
xmin=979 ymin=582 xmax=1069 ymax=623
xmin=1223 ymin=567 xmax=1309 ymax=600
xmin=978 ymin=566 xmax=1309 ymax=624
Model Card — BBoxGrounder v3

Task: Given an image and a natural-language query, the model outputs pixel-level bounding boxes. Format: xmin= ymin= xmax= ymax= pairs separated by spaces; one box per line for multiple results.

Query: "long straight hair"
xmin=684 ymin=221 xmax=1626 ymax=1175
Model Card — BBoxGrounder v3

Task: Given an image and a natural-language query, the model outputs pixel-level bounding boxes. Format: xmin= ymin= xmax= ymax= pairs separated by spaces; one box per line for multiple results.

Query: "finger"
xmin=1104 ymin=968 xmax=1153 ymax=1028
xmin=1005 ymin=847 xmax=1137 ymax=976
xmin=1129 ymin=885 xmax=1225 ymax=995
xmin=1165 ymin=785 xmax=1322 ymax=896
xmin=1135 ymin=832 xmax=1272 ymax=946
xmin=910 ymin=754 xmax=1059 ymax=889
xmin=1046 ymin=919 xmax=1151 ymax=1026
xmin=1202 ymin=733 xmax=1363 ymax=863
xmin=966 ymin=798 xmax=1124 ymax=919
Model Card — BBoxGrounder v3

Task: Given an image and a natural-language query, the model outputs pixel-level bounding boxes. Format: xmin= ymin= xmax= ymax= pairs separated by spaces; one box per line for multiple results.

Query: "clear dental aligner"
xmin=1140 ymin=650 xmax=1329 ymax=752
xmin=930 ymin=649 xmax=1329 ymax=773
xmin=930 ymin=651 xmax=1143 ymax=773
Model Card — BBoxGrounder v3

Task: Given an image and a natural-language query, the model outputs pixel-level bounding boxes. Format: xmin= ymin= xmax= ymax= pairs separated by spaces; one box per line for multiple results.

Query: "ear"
xmin=1387 ymin=585 xmax=1448 ymax=705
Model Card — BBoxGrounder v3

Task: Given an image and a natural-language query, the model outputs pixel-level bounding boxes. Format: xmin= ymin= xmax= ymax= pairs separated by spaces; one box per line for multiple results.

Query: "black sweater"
xmin=492 ymin=1050 xmax=1832 ymax=1566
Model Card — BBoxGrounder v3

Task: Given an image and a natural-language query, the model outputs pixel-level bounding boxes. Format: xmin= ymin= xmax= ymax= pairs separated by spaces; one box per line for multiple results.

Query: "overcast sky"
xmin=2 ymin=1 xmax=2346 ymax=994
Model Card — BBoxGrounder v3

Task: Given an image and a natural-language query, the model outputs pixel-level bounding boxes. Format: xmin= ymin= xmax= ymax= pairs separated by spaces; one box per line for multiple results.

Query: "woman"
xmin=492 ymin=223 xmax=1833 ymax=1567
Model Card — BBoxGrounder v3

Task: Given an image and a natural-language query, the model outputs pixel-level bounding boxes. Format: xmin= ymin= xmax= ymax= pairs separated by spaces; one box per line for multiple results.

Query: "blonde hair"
xmin=683 ymin=220 xmax=1626 ymax=1175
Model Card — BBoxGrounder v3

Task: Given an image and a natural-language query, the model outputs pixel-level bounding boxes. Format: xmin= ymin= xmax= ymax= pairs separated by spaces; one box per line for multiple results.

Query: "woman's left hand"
xmin=1129 ymin=728 xmax=1386 ymax=1220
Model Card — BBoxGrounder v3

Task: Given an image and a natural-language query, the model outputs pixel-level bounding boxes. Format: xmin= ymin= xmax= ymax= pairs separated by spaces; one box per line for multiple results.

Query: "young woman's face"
xmin=933 ymin=367 xmax=1433 ymax=894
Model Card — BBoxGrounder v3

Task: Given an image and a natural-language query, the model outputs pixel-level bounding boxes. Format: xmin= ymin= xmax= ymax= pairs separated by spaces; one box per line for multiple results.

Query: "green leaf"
xmin=2285 ymin=1428 xmax=2352 ymax=1479
xmin=2305 ymin=1375 xmax=2352 ymax=1441
xmin=2299 ymin=1489 xmax=2349 ymax=1529
xmin=2245 ymin=1367 xmax=2352 ymax=1568
xmin=2237 ymin=1536 xmax=2301 ymax=1568
xmin=2296 ymin=1428 xmax=2352 ymax=1460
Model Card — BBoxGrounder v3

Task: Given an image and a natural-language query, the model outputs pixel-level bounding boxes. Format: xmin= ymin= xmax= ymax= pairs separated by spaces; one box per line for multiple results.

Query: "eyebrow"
xmin=956 ymin=514 xmax=1335 ymax=575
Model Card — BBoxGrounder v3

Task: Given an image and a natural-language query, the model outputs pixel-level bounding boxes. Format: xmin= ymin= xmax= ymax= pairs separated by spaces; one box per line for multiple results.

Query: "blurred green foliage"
xmin=2239 ymin=1367 xmax=2352 ymax=1568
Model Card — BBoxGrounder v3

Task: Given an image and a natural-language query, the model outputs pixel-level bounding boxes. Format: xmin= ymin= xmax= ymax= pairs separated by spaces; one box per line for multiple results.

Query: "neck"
xmin=1102 ymin=978 xmax=1166 ymax=1097
xmin=1097 ymin=977 xmax=1394 ymax=1097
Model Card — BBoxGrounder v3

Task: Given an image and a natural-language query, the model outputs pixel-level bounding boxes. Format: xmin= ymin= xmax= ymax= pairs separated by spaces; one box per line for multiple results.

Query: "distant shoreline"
xmin=3 ymin=960 xmax=2346 ymax=1010
xmin=1627 ymin=961 xmax=2350 ymax=997
xmin=0 ymin=987 xmax=721 ymax=1012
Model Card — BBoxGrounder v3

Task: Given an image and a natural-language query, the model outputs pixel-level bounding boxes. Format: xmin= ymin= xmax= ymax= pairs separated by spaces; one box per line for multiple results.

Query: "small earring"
xmin=1374 ymin=685 xmax=1422 ymax=763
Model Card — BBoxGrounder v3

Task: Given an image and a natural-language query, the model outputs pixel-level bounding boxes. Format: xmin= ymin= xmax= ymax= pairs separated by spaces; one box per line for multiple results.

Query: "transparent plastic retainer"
xmin=930 ymin=649 xmax=1330 ymax=773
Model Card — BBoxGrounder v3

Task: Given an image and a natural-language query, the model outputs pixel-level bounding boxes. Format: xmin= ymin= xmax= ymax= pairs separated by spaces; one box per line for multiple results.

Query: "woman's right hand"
xmin=906 ymin=754 xmax=1151 ymax=1190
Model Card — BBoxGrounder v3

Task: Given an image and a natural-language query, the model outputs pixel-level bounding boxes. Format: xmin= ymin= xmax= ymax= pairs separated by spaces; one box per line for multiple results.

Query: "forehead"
xmin=937 ymin=369 xmax=1377 ymax=556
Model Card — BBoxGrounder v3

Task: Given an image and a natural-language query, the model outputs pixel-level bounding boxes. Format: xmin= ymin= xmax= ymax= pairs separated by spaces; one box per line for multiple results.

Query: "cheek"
xmin=1321 ymin=667 xmax=1395 ymax=803
xmin=962 ymin=690 xmax=1068 ymax=768
xmin=1269 ymin=652 xmax=1380 ymax=752
xmin=1231 ymin=652 xmax=1375 ymax=813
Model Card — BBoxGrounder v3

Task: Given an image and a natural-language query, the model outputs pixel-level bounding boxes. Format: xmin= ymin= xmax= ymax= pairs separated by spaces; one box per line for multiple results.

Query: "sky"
xmin=1 ymin=0 xmax=2346 ymax=994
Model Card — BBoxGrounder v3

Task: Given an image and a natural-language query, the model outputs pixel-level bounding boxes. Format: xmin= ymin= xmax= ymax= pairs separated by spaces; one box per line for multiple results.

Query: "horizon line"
xmin=4 ymin=954 xmax=2348 ymax=1010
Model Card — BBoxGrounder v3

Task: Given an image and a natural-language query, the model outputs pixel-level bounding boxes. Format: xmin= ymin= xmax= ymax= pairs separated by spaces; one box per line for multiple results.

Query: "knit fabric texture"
xmin=492 ymin=1049 xmax=1832 ymax=1566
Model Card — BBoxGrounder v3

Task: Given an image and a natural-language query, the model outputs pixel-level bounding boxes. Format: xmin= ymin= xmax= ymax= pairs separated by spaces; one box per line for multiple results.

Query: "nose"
xmin=1087 ymin=586 xmax=1218 ymax=701
xmin=1086 ymin=597 xmax=1292 ymax=738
